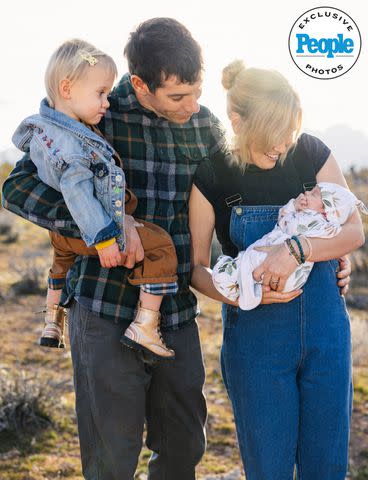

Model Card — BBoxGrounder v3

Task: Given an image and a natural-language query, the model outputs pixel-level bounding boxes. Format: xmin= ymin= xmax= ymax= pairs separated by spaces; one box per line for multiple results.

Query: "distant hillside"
xmin=306 ymin=125 xmax=368 ymax=171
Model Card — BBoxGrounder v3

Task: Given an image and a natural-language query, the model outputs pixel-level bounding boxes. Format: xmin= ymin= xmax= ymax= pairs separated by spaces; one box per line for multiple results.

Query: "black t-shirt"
xmin=193 ymin=133 xmax=331 ymax=257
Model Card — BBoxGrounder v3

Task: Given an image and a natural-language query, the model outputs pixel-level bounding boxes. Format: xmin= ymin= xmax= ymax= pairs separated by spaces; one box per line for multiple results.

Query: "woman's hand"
xmin=253 ymin=243 xmax=298 ymax=292
xmin=253 ymin=246 xmax=351 ymax=296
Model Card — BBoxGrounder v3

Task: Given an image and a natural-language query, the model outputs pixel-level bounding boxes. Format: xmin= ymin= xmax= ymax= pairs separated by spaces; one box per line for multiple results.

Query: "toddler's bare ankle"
xmin=46 ymin=288 xmax=62 ymax=308
xmin=139 ymin=290 xmax=163 ymax=312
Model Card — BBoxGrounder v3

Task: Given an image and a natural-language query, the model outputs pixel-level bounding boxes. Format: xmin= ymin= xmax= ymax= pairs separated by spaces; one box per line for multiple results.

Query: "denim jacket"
xmin=12 ymin=99 xmax=125 ymax=248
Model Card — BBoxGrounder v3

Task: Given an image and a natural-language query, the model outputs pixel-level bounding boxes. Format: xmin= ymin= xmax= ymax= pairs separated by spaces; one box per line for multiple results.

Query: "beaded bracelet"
xmin=291 ymin=235 xmax=305 ymax=263
xmin=300 ymin=235 xmax=313 ymax=261
xmin=284 ymin=241 xmax=300 ymax=266
xmin=285 ymin=238 xmax=302 ymax=265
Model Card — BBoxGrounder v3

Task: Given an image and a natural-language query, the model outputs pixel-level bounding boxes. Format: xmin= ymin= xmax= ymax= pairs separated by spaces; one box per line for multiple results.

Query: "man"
xmin=2 ymin=18 xmax=351 ymax=480
xmin=4 ymin=18 xmax=220 ymax=479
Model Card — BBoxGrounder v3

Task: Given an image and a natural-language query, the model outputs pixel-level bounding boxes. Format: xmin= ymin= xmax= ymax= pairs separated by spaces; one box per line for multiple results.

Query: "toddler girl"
xmin=12 ymin=39 xmax=178 ymax=359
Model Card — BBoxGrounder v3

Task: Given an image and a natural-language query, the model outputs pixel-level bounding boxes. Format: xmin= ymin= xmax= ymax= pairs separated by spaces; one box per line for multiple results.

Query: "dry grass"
xmin=351 ymin=311 xmax=368 ymax=367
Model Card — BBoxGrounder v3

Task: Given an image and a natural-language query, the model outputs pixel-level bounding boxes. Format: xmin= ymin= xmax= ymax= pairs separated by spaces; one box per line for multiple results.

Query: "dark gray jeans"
xmin=68 ymin=301 xmax=207 ymax=480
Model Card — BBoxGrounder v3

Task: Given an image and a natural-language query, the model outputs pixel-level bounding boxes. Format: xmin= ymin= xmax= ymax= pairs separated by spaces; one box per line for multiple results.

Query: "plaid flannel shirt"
xmin=2 ymin=73 xmax=226 ymax=330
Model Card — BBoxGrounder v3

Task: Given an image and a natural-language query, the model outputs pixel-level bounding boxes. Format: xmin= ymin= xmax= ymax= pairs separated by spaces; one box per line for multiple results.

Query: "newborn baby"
xmin=213 ymin=182 xmax=367 ymax=310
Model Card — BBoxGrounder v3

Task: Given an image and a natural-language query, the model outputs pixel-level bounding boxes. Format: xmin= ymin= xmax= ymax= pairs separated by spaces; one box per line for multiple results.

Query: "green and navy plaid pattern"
xmin=141 ymin=283 xmax=178 ymax=295
xmin=2 ymin=74 xmax=226 ymax=330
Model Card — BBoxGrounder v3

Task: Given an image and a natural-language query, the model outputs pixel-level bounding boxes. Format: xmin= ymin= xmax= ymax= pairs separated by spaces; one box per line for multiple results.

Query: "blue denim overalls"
xmin=221 ymin=205 xmax=352 ymax=480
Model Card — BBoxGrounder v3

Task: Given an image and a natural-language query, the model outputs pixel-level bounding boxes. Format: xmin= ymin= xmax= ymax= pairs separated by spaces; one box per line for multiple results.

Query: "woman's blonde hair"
xmin=222 ymin=60 xmax=302 ymax=168
xmin=45 ymin=39 xmax=118 ymax=107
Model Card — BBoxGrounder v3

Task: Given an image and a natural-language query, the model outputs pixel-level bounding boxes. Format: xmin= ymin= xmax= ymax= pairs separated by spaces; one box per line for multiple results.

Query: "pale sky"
xmin=1 ymin=0 xmax=367 ymax=160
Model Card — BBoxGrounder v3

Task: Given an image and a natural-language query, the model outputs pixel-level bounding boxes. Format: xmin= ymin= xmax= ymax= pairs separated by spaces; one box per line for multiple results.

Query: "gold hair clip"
xmin=78 ymin=50 xmax=98 ymax=66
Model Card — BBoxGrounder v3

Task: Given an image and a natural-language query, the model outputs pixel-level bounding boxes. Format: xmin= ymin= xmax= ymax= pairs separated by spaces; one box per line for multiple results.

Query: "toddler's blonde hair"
xmin=45 ymin=39 xmax=118 ymax=107
xmin=222 ymin=60 xmax=302 ymax=168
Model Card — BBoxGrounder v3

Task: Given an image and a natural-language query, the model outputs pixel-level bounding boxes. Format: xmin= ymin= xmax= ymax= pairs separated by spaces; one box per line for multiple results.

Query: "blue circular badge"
xmin=289 ymin=6 xmax=361 ymax=79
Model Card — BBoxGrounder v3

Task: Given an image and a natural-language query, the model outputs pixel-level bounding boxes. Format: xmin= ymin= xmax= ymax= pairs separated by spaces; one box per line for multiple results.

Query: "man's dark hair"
xmin=124 ymin=18 xmax=203 ymax=92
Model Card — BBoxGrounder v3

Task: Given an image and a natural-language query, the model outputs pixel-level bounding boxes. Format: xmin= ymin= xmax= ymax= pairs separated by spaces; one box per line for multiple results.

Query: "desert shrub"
xmin=0 ymin=210 xmax=15 ymax=235
xmin=0 ymin=231 xmax=19 ymax=244
xmin=9 ymin=277 xmax=45 ymax=296
xmin=0 ymin=210 xmax=19 ymax=244
xmin=0 ymin=162 xmax=13 ymax=208
xmin=351 ymin=316 xmax=368 ymax=367
xmin=9 ymin=251 xmax=48 ymax=296
xmin=0 ymin=223 xmax=12 ymax=236
xmin=0 ymin=368 xmax=53 ymax=437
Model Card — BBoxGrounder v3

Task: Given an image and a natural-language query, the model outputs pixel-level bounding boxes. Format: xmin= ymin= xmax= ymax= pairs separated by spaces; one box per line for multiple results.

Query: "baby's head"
xmin=319 ymin=182 xmax=368 ymax=224
xmin=304 ymin=185 xmax=324 ymax=212
xmin=295 ymin=185 xmax=325 ymax=213
xmin=296 ymin=182 xmax=368 ymax=225
xmin=45 ymin=39 xmax=118 ymax=125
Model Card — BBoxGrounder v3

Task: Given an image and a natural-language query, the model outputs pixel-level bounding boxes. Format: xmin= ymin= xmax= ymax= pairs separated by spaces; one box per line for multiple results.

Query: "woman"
xmin=190 ymin=60 xmax=364 ymax=480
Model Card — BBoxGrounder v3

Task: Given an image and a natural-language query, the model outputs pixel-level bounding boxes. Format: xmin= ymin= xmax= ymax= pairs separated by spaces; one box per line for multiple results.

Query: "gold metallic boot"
xmin=39 ymin=304 xmax=67 ymax=348
xmin=121 ymin=305 xmax=175 ymax=360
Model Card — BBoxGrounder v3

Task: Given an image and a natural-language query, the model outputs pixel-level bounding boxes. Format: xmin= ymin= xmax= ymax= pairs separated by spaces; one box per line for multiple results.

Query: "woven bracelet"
xmin=285 ymin=238 xmax=302 ymax=265
xmin=284 ymin=241 xmax=300 ymax=266
xmin=300 ymin=235 xmax=313 ymax=261
xmin=291 ymin=235 xmax=305 ymax=263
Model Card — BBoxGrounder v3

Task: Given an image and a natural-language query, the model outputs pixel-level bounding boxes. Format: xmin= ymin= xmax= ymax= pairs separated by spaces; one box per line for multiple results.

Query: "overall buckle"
xmin=225 ymin=193 xmax=243 ymax=207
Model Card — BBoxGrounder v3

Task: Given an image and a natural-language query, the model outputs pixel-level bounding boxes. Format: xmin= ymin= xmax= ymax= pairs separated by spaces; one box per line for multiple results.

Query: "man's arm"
xmin=1 ymin=153 xmax=81 ymax=238
xmin=2 ymin=152 xmax=144 ymax=268
xmin=189 ymin=184 xmax=302 ymax=304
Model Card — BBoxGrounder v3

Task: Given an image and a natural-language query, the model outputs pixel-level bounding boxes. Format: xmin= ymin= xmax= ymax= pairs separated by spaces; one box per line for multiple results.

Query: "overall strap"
xmin=292 ymin=145 xmax=318 ymax=191
xmin=211 ymin=150 xmax=245 ymax=208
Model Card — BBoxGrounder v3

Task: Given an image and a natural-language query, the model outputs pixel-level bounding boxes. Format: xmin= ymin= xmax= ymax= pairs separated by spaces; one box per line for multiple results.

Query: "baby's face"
xmin=295 ymin=185 xmax=324 ymax=213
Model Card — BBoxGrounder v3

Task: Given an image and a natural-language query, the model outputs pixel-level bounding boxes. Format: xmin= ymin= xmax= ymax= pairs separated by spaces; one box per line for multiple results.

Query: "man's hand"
xmin=120 ymin=215 xmax=144 ymax=268
xmin=337 ymin=255 xmax=351 ymax=296
xmin=97 ymin=242 xmax=122 ymax=268
xmin=226 ymin=286 xmax=302 ymax=307
xmin=260 ymin=285 xmax=302 ymax=304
